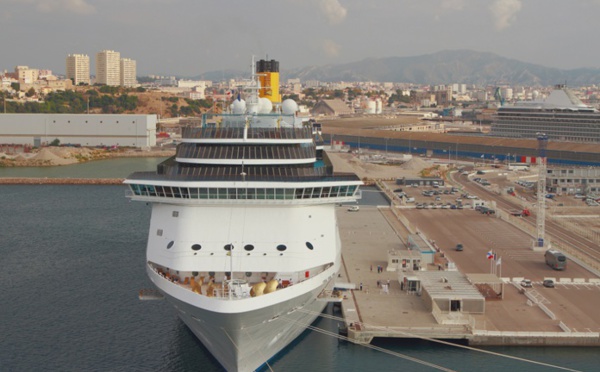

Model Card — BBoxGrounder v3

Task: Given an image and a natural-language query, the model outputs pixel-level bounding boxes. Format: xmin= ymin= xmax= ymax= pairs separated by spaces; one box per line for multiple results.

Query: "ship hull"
xmin=150 ymin=266 xmax=332 ymax=372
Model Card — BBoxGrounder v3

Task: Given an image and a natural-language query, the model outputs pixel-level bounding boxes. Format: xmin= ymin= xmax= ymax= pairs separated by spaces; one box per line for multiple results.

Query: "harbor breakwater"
xmin=0 ymin=177 xmax=124 ymax=185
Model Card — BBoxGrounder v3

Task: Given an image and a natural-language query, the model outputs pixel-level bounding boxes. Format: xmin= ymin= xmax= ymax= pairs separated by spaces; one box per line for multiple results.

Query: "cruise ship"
xmin=125 ymin=59 xmax=361 ymax=371
xmin=492 ymin=84 xmax=600 ymax=143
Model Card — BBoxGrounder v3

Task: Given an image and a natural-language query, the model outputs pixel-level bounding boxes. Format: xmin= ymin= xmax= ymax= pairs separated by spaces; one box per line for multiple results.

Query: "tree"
xmin=25 ymin=88 xmax=36 ymax=98
xmin=49 ymin=138 xmax=60 ymax=146
xmin=11 ymin=83 xmax=20 ymax=92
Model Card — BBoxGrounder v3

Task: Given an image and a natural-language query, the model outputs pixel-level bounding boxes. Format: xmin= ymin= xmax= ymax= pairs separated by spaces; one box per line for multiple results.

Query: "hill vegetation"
xmin=0 ymin=87 xmax=214 ymax=117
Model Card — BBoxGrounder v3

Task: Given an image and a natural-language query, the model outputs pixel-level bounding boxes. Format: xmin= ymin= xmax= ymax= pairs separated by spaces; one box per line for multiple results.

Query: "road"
xmin=449 ymin=170 xmax=600 ymax=268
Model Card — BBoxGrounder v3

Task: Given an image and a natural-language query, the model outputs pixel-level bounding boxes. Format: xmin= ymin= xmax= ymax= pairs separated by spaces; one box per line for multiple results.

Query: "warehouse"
xmin=0 ymin=114 xmax=156 ymax=148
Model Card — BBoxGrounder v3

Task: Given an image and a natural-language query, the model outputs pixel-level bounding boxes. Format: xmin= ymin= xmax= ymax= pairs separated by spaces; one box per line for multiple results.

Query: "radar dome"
xmin=282 ymin=99 xmax=299 ymax=115
xmin=258 ymin=97 xmax=272 ymax=114
xmin=231 ymin=99 xmax=246 ymax=114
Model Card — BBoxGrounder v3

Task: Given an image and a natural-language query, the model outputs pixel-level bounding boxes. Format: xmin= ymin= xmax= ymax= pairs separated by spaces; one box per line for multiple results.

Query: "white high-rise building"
xmin=96 ymin=50 xmax=121 ymax=86
xmin=120 ymin=58 xmax=137 ymax=87
xmin=66 ymin=54 xmax=90 ymax=85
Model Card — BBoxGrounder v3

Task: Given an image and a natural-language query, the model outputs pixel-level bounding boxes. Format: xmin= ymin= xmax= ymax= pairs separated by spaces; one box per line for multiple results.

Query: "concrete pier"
xmin=336 ymin=205 xmax=600 ymax=346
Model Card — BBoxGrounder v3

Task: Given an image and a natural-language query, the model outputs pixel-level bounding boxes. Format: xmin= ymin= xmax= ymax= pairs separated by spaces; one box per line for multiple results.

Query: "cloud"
xmin=490 ymin=0 xmax=522 ymax=30
xmin=13 ymin=0 xmax=96 ymax=15
xmin=441 ymin=0 xmax=466 ymax=11
xmin=321 ymin=39 xmax=341 ymax=57
xmin=318 ymin=0 xmax=347 ymax=24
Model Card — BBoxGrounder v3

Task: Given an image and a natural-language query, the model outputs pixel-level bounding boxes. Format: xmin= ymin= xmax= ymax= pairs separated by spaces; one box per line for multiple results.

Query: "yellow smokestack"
xmin=256 ymin=59 xmax=281 ymax=103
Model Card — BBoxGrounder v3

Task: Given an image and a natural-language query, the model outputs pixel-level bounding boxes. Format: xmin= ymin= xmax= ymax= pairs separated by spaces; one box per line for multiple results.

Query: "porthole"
xmin=245 ymin=272 xmax=252 ymax=277
xmin=244 ymin=244 xmax=254 ymax=251
xmin=167 ymin=241 xmax=174 ymax=249
xmin=191 ymin=244 xmax=201 ymax=251
xmin=306 ymin=242 xmax=314 ymax=250
xmin=224 ymin=244 xmax=233 ymax=251
xmin=276 ymin=244 xmax=287 ymax=252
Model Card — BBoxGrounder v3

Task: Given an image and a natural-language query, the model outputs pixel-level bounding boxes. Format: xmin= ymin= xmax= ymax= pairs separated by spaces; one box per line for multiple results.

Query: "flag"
xmin=486 ymin=250 xmax=494 ymax=260
xmin=496 ymin=257 xmax=502 ymax=266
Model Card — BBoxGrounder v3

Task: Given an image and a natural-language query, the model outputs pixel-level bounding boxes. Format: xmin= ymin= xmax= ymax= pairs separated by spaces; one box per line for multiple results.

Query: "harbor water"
xmin=1 ymin=159 xmax=599 ymax=371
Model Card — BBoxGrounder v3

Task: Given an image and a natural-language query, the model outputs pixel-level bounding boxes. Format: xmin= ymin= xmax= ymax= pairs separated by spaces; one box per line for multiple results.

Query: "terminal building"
xmin=547 ymin=167 xmax=600 ymax=195
xmin=0 ymin=114 xmax=157 ymax=148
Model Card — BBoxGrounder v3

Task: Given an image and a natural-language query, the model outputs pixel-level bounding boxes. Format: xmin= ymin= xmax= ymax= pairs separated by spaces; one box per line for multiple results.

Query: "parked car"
xmin=520 ymin=279 xmax=532 ymax=288
xmin=455 ymin=244 xmax=464 ymax=251
xmin=347 ymin=206 xmax=360 ymax=212
xmin=543 ymin=279 xmax=555 ymax=288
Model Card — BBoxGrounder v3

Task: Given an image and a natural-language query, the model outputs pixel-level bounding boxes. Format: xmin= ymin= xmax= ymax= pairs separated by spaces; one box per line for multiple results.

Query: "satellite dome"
xmin=282 ymin=99 xmax=299 ymax=115
xmin=258 ymin=97 xmax=272 ymax=114
xmin=231 ymin=98 xmax=246 ymax=114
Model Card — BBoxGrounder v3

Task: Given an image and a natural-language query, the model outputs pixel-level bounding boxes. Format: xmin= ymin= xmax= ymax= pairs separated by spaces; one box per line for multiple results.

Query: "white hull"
xmin=148 ymin=264 xmax=335 ymax=371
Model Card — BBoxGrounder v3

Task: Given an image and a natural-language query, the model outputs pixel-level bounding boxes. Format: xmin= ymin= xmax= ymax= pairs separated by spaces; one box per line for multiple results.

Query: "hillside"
xmin=197 ymin=50 xmax=600 ymax=86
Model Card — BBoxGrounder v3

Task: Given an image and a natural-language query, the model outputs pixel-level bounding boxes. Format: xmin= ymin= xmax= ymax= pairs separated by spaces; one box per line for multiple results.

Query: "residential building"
xmin=120 ymin=58 xmax=137 ymax=87
xmin=15 ymin=66 xmax=39 ymax=84
xmin=66 ymin=54 xmax=90 ymax=85
xmin=96 ymin=50 xmax=121 ymax=86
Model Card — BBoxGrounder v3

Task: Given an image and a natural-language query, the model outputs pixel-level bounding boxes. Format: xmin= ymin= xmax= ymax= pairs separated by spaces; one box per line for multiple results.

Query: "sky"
xmin=2 ymin=0 xmax=600 ymax=77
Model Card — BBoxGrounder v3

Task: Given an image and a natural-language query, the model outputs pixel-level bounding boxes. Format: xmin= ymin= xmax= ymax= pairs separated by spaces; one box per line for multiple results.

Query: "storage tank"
xmin=366 ymin=100 xmax=376 ymax=114
xmin=375 ymin=99 xmax=382 ymax=114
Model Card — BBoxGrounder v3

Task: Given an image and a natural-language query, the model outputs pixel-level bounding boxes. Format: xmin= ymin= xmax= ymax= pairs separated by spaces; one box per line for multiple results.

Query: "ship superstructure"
xmin=125 ymin=59 xmax=361 ymax=371
xmin=492 ymin=85 xmax=600 ymax=143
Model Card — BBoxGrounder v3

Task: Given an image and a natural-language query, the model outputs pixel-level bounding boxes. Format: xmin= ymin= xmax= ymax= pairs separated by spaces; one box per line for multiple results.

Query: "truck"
xmin=510 ymin=208 xmax=530 ymax=217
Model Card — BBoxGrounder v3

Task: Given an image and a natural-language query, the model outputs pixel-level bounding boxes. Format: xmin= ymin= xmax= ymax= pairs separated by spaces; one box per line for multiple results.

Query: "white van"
xmin=406 ymin=197 xmax=415 ymax=203
xmin=347 ymin=206 xmax=360 ymax=212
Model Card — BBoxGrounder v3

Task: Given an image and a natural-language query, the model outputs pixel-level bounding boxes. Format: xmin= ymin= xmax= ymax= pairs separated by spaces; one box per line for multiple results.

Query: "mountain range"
xmin=197 ymin=50 xmax=600 ymax=87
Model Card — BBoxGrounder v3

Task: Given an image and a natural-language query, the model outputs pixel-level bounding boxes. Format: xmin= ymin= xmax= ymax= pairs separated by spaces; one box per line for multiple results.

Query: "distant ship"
xmin=492 ymin=84 xmax=600 ymax=143
xmin=125 ymin=58 xmax=361 ymax=371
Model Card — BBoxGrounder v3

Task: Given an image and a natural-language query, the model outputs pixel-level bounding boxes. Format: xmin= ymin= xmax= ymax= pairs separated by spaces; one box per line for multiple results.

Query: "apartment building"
xmin=120 ymin=58 xmax=137 ymax=87
xmin=15 ymin=66 xmax=39 ymax=84
xmin=96 ymin=50 xmax=121 ymax=86
xmin=66 ymin=54 xmax=90 ymax=85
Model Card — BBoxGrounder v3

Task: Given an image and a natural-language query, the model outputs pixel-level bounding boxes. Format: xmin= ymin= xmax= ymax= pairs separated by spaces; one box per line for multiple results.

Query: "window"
xmin=305 ymin=242 xmax=314 ymax=250
xmin=276 ymin=244 xmax=287 ymax=252
xmin=224 ymin=244 xmax=233 ymax=251
xmin=191 ymin=244 xmax=202 ymax=251
xmin=172 ymin=211 xmax=179 ymax=217
xmin=167 ymin=241 xmax=174 ymax=249
xmin=244 ymin=244 xmax=254 ymax=251
xmin=157 ymin=229 xmax=163 ymax=236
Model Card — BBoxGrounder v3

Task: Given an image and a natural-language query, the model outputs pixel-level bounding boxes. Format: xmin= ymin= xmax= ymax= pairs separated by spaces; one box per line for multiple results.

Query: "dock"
xmin=336 ymin=205 xmax=600 ymax=346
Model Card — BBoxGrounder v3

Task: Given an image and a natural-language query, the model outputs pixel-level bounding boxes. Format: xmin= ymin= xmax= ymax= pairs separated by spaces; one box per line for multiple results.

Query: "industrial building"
xmin=0 ymin=114 xmax=156 ymax=148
